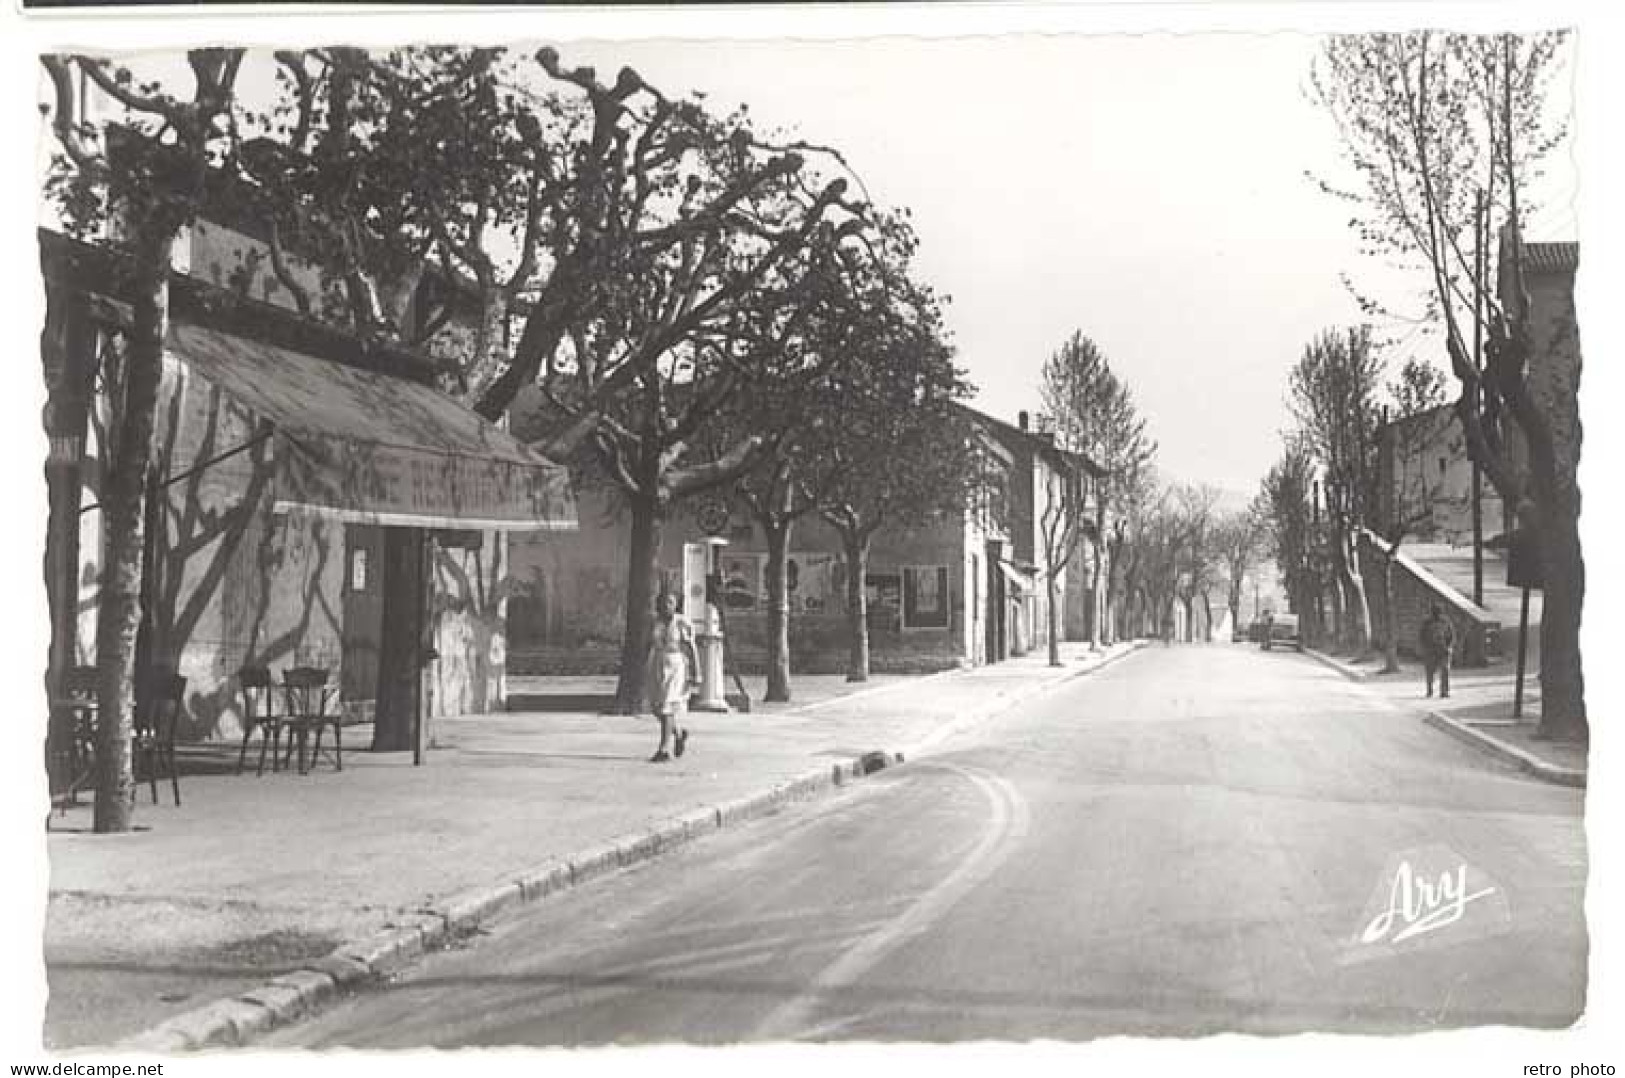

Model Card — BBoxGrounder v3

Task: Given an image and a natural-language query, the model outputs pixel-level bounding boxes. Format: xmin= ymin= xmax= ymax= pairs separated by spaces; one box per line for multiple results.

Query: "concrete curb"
xmin=1301 ymin=647 xmax=1582 ymax=788
xmin=1303 ymin=647 xmax=1378 ymax=682
xmin=1421 ymin=711 xmax=1587 ymax=788
xmin=117 ymin=746 xmax=906 ymax=1052
xmin=773 ymin=663 xmax=963 ymax=716
xmin=898 ymin=640 xmax=1148 ymax=758
xmin=1001 ymin=641 xmax=1145 ymax=711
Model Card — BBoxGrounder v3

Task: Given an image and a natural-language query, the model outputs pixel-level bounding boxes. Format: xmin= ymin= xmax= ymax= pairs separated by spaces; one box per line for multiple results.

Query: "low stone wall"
xmin=1358 ymin=530 xmax=1501 ymax=666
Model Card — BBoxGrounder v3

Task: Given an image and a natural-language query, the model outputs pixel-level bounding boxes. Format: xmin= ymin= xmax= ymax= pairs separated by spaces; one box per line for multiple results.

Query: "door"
xmin=341 ymin=525 xmax=385 ymax=708
xmin=372 ymin=527 xmax=428 ymax=752
xmin=985 ymin=540 xmax=1006 ymax=664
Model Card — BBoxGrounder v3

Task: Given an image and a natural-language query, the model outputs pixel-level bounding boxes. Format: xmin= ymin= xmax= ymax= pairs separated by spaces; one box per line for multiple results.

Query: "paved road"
xmin=268 ymin=644 xmax=1587 ymax=1046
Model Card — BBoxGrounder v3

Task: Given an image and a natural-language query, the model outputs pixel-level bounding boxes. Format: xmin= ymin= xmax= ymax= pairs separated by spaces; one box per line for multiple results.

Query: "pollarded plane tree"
xmin=514 ymin=75 xmax=872 ymax=712
xmin=1039 ymin=331 xmax=1157 ymax=652
xmin=255 ymin=48 xmax=875 ymax=714
xmin=1371 ymin=358 xmax=1451 ymax=671
xmin=714 ymin=212 xmax=958 ymax=700
xmin=1215 ymin=507 xmax=1267 ymax=642
xmin=1287 ymin=325 xmax=1382 ymax=657
xmin=1259 ymin=438 xmax=1320 ymax=638
xmin=42 ymin=49 xmax=246 ymax=832
xmin=1103 ymin=463 xmax=1157 ymax=640
xmin=811 ymin=270 xmax=979 ymax=683
xmin=1034 ymin=334 xmax=1102 ymax=665
xmin=1173 ymin=484 xmax=1224 ymax=643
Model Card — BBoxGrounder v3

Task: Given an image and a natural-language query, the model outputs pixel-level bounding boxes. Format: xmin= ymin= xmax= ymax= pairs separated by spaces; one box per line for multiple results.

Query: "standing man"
xmin=1419 ymin=603 xmax=1456 ymax=699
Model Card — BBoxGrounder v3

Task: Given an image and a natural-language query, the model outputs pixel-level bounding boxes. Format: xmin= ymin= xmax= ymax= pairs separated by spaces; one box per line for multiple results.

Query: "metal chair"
xmin=135 ymin=669 xmax=186 ymax=806
xmin=282 ymin=667 xmax=340 ymax=774
xmin=49 ymin=665 xmax=99 ymax=812
xmin=236 ymin=665 xmax=286 ymax=776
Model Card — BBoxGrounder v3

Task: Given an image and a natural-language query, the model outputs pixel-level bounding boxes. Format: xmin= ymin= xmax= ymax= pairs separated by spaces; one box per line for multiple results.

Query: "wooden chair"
xmin=135 ymin=669 xmax=186 ymax=806
xmin=282 ymin=667 xmax=340 ymax=774
xmin=236 ymin=666 xmax=285 ymax=776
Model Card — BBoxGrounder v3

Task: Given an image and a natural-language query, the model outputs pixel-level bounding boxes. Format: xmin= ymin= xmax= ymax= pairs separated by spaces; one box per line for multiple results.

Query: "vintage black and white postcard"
xmin=2 ymin=2 xmax=1618 ymax=1074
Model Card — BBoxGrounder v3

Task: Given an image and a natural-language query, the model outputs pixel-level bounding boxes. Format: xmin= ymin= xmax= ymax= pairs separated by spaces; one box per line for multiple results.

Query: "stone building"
xmin=1371 ymin=240 xmax=1578 ymax=550
xmin=1374 ymin=402 xmax=1507 ymax=547
xmin=503 ymin=399 xmax=1102 ymax=677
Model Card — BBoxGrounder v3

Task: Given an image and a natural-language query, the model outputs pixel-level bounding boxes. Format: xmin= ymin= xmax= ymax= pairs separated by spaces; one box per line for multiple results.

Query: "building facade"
xmin=1375 ymin=402 xmax=1507 ymax=548
xmin=42 ymin=228 xmax=575 ymax=751
xmin=503 ymin=399 xmax=1101 ymax=678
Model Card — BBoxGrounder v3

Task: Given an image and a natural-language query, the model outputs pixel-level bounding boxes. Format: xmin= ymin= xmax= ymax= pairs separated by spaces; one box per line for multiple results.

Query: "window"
xmin=903 ymin=565 xmax=951 ymax=629
xmin=971 ymin=554 xmax=981 ymax=617
xmin=788 ymin=552 xmax=839 ymax=613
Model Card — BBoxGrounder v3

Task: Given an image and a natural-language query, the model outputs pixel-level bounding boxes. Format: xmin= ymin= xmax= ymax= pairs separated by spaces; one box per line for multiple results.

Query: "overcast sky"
xmin=559 ymin=32 xmax=1576 ymax=501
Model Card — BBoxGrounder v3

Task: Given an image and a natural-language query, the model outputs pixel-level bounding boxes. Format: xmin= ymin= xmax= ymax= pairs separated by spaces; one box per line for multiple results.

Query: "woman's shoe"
xmin=675 ymin=729 xmax=689 ymax=758
xmin=649 ymin=750 xmax=670 ymax=763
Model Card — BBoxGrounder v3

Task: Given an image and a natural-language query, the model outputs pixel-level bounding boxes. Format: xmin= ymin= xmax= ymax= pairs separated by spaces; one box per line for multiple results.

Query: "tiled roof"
xmin=954 ymin=402 xmax=1109 ymax=478
xmin=1523 ymin=242 xmax=1579 ymax=274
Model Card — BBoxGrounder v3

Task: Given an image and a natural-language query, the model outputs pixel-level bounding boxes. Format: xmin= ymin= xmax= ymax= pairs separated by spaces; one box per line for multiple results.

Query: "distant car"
xmin=1247 ymin=619 xmax=1268 ymax=644
xmin=1263 ymin=613 xmax=1302 ymax=652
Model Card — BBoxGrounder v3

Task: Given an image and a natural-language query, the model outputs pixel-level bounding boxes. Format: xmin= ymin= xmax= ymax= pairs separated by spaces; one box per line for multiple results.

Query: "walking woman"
xmin=646 ymin=589 xmax=698 ymax=763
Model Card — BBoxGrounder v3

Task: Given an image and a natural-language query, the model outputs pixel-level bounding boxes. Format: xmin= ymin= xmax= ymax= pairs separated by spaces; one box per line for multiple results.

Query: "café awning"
xmin=167 ymin=322 xmax=576 ymax=532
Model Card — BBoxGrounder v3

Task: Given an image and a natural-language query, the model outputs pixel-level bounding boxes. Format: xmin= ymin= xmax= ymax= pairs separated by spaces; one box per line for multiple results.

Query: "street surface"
xmin=269 ymin=644 xmax=1587 ymax=1045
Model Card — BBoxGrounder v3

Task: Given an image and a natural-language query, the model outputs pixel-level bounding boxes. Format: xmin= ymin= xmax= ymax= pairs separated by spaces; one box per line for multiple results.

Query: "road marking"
xmin=753 ymin=762 xmax=1031 ymax=1040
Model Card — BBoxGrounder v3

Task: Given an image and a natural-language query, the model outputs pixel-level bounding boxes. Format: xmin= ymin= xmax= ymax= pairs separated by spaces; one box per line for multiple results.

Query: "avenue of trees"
xmin=1037 ymin=329 xmax=1262 ymax=650
xmin=1310 ymin=31 xmax=1584 ymax=740
xmin=1261 ymin=328 xmax=1447 ymax=671
xmin=41 ymin=45 xmax=974 ymax=828
xmin=1040 ymin=332 xmax=1155 ymax=660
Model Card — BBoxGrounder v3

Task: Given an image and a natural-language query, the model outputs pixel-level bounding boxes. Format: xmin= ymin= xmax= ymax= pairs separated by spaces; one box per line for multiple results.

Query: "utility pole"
xmin=1471 ymin=189 xmax=1486 ymax=607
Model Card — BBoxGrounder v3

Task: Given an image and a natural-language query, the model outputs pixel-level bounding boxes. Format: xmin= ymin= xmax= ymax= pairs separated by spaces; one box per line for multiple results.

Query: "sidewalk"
xmin=1304 ymin=646 xmax=1586 ymax=786
xmin=503 ymin=670 xmax=906 ymax=713
xmin=43 ymin=640 xmax=1143 ymax=1050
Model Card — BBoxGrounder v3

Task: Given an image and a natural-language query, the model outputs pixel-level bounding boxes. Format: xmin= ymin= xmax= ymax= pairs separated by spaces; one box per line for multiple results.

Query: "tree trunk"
xmin=1088 ymin=532 xmax=1105 ymax=649
xmin=1102 ymin=561 xmax=1118 ymax=646
xmin=461 ymin=289 xmax=508 ymax=405
xmin=1338 ymin=529 xmax=1373 ymax=656
xmin=840 ymin=530 xmax=870 ymax=682
xmin=614 ymin=491 xmax=664 ymax=714
xmin=1325 ymin=566 xmax=1344 ymax=652
xmin=1200 ymin=591 xmax=1214 ymax=642
xmin=1046 ymin=571 xmax=1061 ymax=667
xmin=92 ymin=228 xmax=175 ymax=833
xmin=763 ymin=518 xmax=793 ymax=703
xmin=1382 ymin=543 xmax=1401 ymax=673
xmin=1534 ymin=498 xmax=1586 ymax=740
